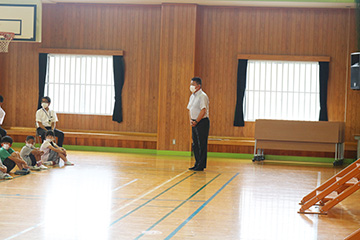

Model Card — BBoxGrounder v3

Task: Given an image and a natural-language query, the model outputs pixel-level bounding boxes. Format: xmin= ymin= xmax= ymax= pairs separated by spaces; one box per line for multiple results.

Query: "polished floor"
xmin=1 ymin=151 xmax=359 ymax=240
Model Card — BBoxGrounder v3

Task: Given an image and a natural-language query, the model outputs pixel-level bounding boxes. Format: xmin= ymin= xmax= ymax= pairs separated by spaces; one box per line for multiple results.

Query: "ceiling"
xmin=40 ymin=0 xmax=356 ymax=9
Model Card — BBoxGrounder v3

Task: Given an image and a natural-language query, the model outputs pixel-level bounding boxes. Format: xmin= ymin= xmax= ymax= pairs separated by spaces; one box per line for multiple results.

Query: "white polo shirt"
xmin=187 ymin=89 xmax=209 ymax=120
xmin=0 ymin=107 xmax=5 ymax=125
xmin=36 ymin=108 xmax=58 ymax=127
xmin=40 ymin=140 xmax=52 ymax=162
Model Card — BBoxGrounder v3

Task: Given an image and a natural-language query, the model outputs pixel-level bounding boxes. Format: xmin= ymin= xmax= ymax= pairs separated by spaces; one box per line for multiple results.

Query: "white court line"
xmin=4 ymin=222 xmax=45 ymax=240
xmin=112 ymin=170 xmax=188 ymax=214
xmin=339 ymin=203 xmax=360 ymax=224
xmin=316 ymin=172 xmax=321 ymax=187
xmin=312 ymin=171 xmax=321 ymax=240
xmin=112 ymin=179 xmax=138 ymax=192
xmin=4 ymin=172 xmax=187 ymax=239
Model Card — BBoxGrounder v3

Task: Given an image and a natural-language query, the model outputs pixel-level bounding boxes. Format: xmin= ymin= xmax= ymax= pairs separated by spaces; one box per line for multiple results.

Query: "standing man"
xmin=0 ymin=95 xmax=6 ymax=138
xmin=36 ymin=96 xmax=64 ymax=147
xmin=187 ymin=77 xmax=210 ymax=171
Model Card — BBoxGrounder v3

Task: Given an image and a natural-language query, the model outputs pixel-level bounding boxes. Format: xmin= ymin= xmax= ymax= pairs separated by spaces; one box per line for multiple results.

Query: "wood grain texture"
xmin=0 ymin=42 xmax=41 ymax=128
xmin=2 ymin=152 xmax=360 ymax=239
xmin=0 ymin=4 xmax=358 ymax=153
xmin=196 ymin=6 xmax=356 ymax=143
xmin=41 ymin=4 xmax=161 ymax=133
xmin=345 ymin=9 xmax=360 ymax=146
xmin=0 ymin=53 xmax=3 ymax=92
xmin=157 ymin=4 xmax=198 ymax=151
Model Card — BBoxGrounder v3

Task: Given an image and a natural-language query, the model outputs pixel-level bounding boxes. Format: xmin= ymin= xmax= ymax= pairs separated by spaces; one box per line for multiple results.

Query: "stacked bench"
xmin=253 ymin=119 xmax=345 ymax=165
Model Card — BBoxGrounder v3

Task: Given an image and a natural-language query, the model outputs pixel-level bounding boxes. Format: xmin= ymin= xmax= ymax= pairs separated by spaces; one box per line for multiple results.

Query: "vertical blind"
xmin=244 ymin=60 xmax=320 ymax=121
xmin=45 ymin=54 xmax=115 ymax=115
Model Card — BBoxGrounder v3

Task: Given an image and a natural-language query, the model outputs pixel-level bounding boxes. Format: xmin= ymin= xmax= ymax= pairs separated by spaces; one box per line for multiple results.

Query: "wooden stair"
xmin=298 ymin=159 xmax=360 ymax=214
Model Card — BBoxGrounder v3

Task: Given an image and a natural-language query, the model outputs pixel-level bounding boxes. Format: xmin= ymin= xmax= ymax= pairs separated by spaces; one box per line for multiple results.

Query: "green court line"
xmin=64 ymin=145 xmax=158 ymax=155
xmin=134 ymin=173 xmax=221 ymax=240
xmin=10 ymin=142 xmax=355 ymax=164
xmin=156 ymin=150 xmax=192 ymax=157
xmin=225 ymin=0 xmax=353 ymax=2
xmin=206 ymin=152 xmax=355 ymax=165
xmin=109 ymin=172 xmax=197 ymax=227
xmin=263 ymin=155 xmax=355 ymax=165
xmin=165 ymin=172 xmax=240 ymax=239
xmin=10 ymin=142 xmax=29 ymax=148
xmin=207 ymin=152 xmax=254 ymax=159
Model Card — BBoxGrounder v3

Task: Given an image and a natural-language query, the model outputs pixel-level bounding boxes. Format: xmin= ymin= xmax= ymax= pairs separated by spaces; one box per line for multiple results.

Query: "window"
xmin=45 ymin=54 xmax=115 ymax=115
xmin=244 ymin=60 xmax=320 ymax=121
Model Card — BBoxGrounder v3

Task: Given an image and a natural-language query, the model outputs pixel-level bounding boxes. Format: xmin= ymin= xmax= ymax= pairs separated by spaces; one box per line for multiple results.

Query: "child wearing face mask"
xmin=20 ymin=136 xmax=47 ymax=170
xmin=40 ymin=130 xmax=74 ymax=166
xmin=36 ymin=96 xmax=65 ymax=147
xmin=0 ymin=136 xmax=30 ymax=174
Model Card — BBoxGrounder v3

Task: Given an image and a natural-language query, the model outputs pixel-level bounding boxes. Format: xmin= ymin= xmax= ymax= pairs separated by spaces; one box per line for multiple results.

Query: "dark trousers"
xmin=192 ymin=118 xmax=210 ymax=169
xmin=37 ymin=127 xmax=64 ymax=147
xmin=29 ymin=154 xmax=37 ymax=166
xmin=3 ymin=158 xmax=16 ymax=173
xmin=0 ymin=126 xmax=6 ymax=138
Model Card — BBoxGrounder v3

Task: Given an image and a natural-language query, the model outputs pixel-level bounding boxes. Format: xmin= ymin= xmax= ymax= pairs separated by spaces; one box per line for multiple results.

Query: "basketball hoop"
xmin=0 ymin=32 xmax=15 ymax=53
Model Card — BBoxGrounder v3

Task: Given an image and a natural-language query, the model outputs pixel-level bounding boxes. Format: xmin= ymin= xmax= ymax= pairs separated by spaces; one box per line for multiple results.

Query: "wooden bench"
xmin=208 ymin=136 xmax=255 ymax=153
xmin=5 ymin=127 xmax=255 ymax=152
xmin=209 ymin=136 xmax=254 ymax=147
xmin=3 ymin=126 xmax=355 ymax=159
xmin=253 ymin=119 xmax=345 ymax=164
xmin=4 ymin=127 xmax=157 ymax=149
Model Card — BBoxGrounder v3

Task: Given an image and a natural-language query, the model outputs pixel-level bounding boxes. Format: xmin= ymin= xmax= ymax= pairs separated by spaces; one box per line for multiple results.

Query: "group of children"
xmin=0 ymin=130 xmax=74 ymax=180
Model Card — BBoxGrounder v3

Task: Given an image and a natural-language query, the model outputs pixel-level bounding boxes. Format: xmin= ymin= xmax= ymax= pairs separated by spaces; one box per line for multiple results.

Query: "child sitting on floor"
xmin=20 ymin=136 xmax=47 ymax=170
xmin=0 ymin=157 xmax=12 ymax=180
xmin=40 ymin=130 xmax=74 ymax=166
xmin=0 ymin=136 xmax=30 ymax=175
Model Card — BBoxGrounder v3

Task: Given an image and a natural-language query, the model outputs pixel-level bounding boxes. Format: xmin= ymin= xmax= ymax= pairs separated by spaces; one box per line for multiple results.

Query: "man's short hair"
xmin=42 ymin=96 xmax=51 ymax=103
xmin=45 ymin=130 xmax=55 ymax=137
xmin=191 ymin=77 xmax=202 ymax=86
xmin=1 ymin=136 xmax=13 ymax=144
xmin=0 ymin=95 xmax=3 ymax=103
xmin=26 ymin=136 xmax=35 ymax=141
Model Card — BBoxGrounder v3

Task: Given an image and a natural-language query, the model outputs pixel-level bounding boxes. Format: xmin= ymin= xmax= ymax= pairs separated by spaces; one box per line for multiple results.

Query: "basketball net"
xmin=0 ymin=32 xmax=15 ymax=53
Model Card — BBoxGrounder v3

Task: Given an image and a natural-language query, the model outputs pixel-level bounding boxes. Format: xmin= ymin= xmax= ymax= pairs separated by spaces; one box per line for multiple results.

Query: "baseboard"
xmin=10 ymin=142 xmax=356 ymax=165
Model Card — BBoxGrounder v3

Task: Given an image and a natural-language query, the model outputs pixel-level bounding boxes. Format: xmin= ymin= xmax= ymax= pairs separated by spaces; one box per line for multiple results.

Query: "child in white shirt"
xmin=20 ymin=136 xmax=47 ymax=170
xmin=0 ymin=95 xmax=7 ymax=138
xmin=40 ymin=130 xmax=73 ymax=166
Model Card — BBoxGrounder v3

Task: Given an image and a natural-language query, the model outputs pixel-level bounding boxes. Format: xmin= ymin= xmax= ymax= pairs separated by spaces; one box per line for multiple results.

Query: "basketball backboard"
xmin=0 ymin=0 xmax=41 ymax=42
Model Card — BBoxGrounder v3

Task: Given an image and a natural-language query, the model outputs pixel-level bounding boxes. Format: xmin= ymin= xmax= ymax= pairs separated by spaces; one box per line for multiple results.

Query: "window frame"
xmin=237 ymin=54 xmax=330 ymax=123
xmin=44 ymin=53 xmax=115 ymax=116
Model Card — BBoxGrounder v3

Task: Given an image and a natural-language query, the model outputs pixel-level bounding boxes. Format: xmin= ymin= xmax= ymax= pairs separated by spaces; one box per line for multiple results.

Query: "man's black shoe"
xmin=188 ymin=166 xmax=196 ymax=170
xmin=193 ymin=168 xmax=204 ymax=171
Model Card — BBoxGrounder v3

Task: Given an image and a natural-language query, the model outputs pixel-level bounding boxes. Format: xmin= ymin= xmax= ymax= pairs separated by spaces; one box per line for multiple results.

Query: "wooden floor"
xmin=1 ymin=151 xmax=359 ymax=240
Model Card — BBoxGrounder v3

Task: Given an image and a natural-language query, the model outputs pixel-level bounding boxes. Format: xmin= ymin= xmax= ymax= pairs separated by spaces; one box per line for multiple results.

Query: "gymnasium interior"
xmin=1 ymin=0 xmax=360 ymax=239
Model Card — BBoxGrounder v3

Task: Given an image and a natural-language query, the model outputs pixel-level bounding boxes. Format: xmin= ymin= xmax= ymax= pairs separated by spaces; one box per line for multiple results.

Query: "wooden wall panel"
xmin=0 ymin=42 xmax=40 ymax=129
xmin=196 ymin=7 xmax=355 ymax=142
xmin=345 ymin=10 xmax=360 ymax=145
xmin=1 ymin=3 xmax=358 ymax=151
xmin=0 ymin=54 xmax=3 ymax=93
xmin=1 ymin=4 xmax=161 ymax=134
xmin=41 ymin=4 xmax=161 ymax=133
xmin=157 ymin=4 xmax=197 ymax=151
